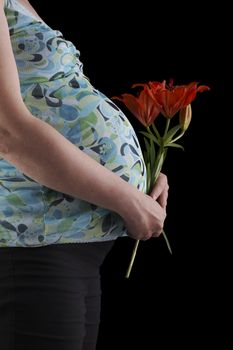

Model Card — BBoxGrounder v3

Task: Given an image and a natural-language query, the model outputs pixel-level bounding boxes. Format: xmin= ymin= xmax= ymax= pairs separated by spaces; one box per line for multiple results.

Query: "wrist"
xmin=113 ymin=181 xmax=142 ymax=220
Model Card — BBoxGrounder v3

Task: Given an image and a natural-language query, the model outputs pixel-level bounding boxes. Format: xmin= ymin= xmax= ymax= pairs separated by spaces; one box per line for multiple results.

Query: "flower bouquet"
xmin=113 ymin=80 xmax=210 ymax=278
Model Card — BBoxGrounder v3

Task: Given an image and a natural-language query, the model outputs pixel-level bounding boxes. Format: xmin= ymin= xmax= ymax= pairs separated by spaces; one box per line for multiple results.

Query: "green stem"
xmin=164 ymin=119 xmax=170 ymax=137
xmin=162 ymin=230 xmax=172 ymax=255
xmin=125 ymin=239 xmax=140 ymax=278
xmin=152 ymin=145 xmax=165 ymax=188
xmin=125 ymin=127 xmax=172 ymax=279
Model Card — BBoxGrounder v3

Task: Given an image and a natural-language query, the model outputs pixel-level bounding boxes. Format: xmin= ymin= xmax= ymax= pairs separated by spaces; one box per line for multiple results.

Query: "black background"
xmin=31 ymin=1 xmax=230 ymax=348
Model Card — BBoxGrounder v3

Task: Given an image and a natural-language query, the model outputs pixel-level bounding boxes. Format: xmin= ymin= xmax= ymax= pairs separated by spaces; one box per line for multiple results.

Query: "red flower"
xmin=112 ymin=85 xmax=161 ymax=127
xmin=148 ymin=80 xmax=210 ymax=119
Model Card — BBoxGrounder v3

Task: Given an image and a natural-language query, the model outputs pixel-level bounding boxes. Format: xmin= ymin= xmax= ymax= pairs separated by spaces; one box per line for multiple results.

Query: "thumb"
xmin=150 ymin=183 xmax=163 ymax=200
xmin=149 ymin=173 xmax=168 ymax=201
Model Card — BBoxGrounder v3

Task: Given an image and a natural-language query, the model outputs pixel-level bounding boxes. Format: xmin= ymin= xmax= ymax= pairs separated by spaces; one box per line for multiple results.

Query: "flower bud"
xmin=179 ymin=104 xmax=192 ymax=131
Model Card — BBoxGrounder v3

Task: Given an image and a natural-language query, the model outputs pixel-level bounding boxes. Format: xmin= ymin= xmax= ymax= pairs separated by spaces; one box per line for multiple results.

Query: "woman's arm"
xmin=0 ymin=4 xmax=167 ymax=239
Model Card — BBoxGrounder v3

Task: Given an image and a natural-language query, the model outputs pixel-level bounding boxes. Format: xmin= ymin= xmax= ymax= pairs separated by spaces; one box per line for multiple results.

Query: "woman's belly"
xmin=22 ymin=73 xmax=147 ymax=191
xmin=0 ymin=73 xmax=147 ymax=247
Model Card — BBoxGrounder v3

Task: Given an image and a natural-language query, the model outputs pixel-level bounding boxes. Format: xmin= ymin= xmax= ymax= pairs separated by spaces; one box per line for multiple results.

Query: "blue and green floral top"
xmin=0 ymin=0 xmax=146 ymax=247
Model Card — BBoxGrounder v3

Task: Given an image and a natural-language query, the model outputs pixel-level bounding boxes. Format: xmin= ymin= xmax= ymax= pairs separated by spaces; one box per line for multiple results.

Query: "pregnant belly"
xmin=21 ymin=74 xmax=147 ymax=192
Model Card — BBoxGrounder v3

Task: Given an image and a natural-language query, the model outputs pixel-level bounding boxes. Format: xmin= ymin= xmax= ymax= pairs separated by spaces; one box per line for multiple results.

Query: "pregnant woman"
xmin=0 ymin=1 xmax=168 ymax=349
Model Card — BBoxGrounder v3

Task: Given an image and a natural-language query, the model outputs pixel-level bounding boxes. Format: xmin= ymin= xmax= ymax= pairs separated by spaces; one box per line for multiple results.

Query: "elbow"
xmin=0 ymin=102 xmax=33 ymax=156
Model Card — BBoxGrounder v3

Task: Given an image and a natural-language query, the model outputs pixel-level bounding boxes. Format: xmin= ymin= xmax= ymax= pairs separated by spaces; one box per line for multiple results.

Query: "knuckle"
xmin=160 ymin=172 xmax=167 ymax=181
xmin=158 ymin=224 xmax=163 ymax=233
xmin=142 ymin=234 xmax=151 ymax=241
xmin=143 ymin=229 xmax=154 ymax=240
xmin=153 ymin=232 xmax=160 ymax=238
xmin=153 ymin=229 xmax=162 ymax=237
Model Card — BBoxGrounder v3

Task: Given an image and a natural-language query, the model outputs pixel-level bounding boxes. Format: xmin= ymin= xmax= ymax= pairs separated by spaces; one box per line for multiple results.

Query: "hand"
xmin=121 ymin=173 xmax=169 ymax=240
xmin=150 ymin=172 xmax=169 ymax=211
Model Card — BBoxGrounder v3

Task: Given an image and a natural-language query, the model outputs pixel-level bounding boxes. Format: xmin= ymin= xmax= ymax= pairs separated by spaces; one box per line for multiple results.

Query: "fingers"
xmin=150 ymin=172 xmax=168 ymax=200
xmin=139 ymin=228 xmax=163 ymax=240
xmin=150 ymin=173 xmax=169 ymax=206
xmin=124 ymin=178 xmax=168 ymax=241
xmin=157 ymin=185 xmax=169 ymax=209
xmin=141 ymin=225 xmax=164 ymax=240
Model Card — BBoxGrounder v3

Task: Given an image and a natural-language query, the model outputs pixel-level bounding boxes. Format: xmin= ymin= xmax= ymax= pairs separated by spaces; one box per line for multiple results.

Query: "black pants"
xmin=0 ymin=241 xmax=114 ymax=350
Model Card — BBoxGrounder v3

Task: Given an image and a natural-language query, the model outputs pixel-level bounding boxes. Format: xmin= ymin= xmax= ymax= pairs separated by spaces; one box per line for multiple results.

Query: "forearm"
xmin=2 ymin=111 xmax=138 ymax=216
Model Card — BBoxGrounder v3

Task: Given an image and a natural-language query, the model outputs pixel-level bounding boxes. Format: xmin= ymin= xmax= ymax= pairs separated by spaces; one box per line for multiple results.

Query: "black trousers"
xmin=0 ymin=241 xmax=114 ymax=350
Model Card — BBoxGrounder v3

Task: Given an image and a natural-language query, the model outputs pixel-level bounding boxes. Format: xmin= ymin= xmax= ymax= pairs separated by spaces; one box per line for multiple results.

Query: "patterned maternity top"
xmin=0 ymin=0 xmax=147 ymax=247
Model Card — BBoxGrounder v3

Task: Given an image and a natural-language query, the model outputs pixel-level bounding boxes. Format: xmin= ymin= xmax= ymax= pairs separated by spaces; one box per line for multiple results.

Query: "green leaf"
xmin=143 ymin=150 xmax=148 ymax=164
xmin=150 ymin=138 xmax=156 ymax=166
xmin=167 ymin=143 xmax=184 ymax=150
xmin=144 ymin=137 xmax=151 ymax=158
xmin=164 ymin=125 xmax=181 ymax=144
xmin=140 ymin=131 xmax=160 ymax=146
xmin=150 ymin=140 xmax=156 ymax=182
xmin=147 ymin=162 xmax=151 ymax=193
xmin=151 ymin=123 xmax=161 ymax=140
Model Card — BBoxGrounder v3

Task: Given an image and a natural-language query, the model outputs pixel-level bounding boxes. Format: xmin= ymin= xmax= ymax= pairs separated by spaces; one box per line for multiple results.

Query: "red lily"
xmin=148 ymin=80 xmax=210 ymax=119
xmin=112 ymin=85 xmax=161 ymax=127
